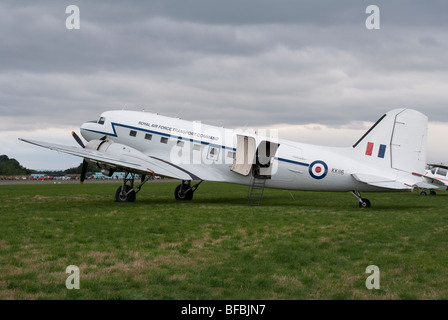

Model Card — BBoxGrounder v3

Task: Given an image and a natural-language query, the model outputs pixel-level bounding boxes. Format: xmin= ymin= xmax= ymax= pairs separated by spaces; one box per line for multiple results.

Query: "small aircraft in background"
xmin=20 ymin=108 xmax=430 ymax=208
xmin=416 ymin=164 xmax=448 ymax=195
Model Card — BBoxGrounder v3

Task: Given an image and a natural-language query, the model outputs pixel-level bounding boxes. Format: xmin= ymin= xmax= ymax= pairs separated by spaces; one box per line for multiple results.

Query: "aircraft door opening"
xmin=254 ymin=141 xmax=280 ymax=178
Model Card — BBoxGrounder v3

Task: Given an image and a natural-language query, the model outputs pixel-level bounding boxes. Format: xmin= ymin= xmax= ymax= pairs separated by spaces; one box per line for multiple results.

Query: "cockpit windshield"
xmin=98 ymin=117 xmax=105 ymax=125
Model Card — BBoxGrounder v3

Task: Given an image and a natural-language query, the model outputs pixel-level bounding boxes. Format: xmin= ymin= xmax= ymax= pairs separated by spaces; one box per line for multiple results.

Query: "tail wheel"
xmin=359 ymin=198 xmax=371 ymax=208
xmin=115 ymin=185 xmax=136 ymax=202
xmin=174 ymin=184 xmax=193 ymax=200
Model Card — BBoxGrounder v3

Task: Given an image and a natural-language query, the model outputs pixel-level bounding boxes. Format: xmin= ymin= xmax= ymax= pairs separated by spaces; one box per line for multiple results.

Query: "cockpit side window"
xmin=436 ymin=168 xmax=448 ymax=177
xmin=431 ymin=168 xmax=437 ymax=174
xmin=98 ymin=117 xmax=105 ymax=125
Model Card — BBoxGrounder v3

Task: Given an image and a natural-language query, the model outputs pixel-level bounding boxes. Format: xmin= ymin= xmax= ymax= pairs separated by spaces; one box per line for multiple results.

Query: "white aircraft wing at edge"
xmin=418 ymin=176 xmax=447 ymax=188
xmin=18 ymin=138 xmax=193 ymax=180
xmin=415 ymin=180 xmax=443 ymax=189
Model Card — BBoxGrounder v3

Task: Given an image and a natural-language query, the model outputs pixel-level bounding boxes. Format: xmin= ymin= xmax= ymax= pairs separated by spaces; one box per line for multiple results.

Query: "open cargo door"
xmin=231 ymin=135 xmax=256 ymax=176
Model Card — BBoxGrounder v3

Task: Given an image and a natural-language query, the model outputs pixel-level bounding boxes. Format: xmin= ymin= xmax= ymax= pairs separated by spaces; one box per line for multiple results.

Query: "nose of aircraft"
xmin=80 ymin=120 xmax=97 ymax=141
xmin=80 ymin=122 xmax=88 ymax=140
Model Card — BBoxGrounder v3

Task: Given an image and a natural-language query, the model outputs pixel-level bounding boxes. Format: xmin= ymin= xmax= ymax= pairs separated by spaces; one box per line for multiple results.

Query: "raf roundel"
xmin=309 ymin=160 xmax=328 ymax=180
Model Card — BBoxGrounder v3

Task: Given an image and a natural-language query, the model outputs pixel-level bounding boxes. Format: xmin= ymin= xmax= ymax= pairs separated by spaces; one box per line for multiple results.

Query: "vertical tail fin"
xmin=353 ymin=108 xmax=428 ymax=174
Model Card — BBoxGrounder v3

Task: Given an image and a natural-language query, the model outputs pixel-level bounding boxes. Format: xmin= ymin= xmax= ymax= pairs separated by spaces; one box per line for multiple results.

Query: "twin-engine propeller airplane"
xmin=20 ymin=108 xmax=430 ymax=208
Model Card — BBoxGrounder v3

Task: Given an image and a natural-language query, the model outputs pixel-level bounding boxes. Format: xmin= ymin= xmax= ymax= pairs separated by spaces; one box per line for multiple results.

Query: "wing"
xmin=416 ymin=175 xmax=448 ymax=190
xmin=428 ymin=163 xmax=448 ymax=170
xmin=19 ymin=138 xmax=196 ymax=180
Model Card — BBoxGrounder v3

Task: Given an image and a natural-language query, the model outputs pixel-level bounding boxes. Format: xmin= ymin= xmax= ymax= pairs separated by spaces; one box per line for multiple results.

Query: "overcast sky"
xmin=1 ymin=0 xmax=448 ymax=170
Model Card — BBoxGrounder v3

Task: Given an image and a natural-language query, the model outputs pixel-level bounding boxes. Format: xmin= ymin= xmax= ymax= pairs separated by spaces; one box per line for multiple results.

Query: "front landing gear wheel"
xmin=358 ymin=198 xmax=371 ymax=208
xmin=174 ymin=184 xmax=193 ymax=200
xmin=115 ymin=185 xmax=136 ymax=202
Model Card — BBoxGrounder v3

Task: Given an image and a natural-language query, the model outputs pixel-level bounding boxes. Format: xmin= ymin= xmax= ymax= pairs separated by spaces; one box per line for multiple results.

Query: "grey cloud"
xmin=1 ymin=0 xmax=448 ymax=132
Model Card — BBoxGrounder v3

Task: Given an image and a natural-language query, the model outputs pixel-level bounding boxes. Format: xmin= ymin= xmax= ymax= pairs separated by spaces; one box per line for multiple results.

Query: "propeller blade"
xmin=80 ymin=159 xmax=88 ymax=184
xmin=72 ymin=131 xmax=85 ymax=148
xmin=100 ymin=135 xmax=108 ymax=141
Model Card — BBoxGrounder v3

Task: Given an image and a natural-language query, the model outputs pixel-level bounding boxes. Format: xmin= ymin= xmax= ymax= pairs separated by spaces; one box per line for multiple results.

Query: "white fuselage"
xmin=79 ymin=110 xmax=403 ymax=192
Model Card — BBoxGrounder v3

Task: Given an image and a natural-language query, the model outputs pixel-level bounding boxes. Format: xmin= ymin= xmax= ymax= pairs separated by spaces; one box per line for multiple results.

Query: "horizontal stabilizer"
xmin=352 ymin=173 xmax=412 ymax=190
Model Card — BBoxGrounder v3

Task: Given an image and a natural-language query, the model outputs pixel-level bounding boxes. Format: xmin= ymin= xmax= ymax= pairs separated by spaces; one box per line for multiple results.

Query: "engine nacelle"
xmin=101 ymin=168 xmax=115 ymax=177
xmin=85 ymin=139 xmax=114 ymax=152
xmin=84 ymin=139 xmax=149 ymax=175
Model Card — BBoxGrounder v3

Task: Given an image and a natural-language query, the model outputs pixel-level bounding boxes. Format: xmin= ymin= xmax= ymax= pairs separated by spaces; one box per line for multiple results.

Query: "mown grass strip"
xmin=0 ymin=181 xmax=447 ymax=299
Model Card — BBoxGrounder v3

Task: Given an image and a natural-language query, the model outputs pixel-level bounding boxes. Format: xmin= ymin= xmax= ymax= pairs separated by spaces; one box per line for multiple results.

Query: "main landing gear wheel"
xmin=115 ymin=185 xmax=136 ymax=202
xmin=174 ymin=184 xmax=193 ymax=200
xmin=115 ymin=172 xmax=152 ymax=202
xmin=174 ymin=180 xmax=203 ymax=201
xmin=418 ymin=189 xmax=436 ymax=196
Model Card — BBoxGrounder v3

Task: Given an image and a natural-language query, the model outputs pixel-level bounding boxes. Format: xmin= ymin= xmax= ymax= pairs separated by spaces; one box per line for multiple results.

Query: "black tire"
xmin=359 ymin=198 xmax=371 ymax=208
xmin=420 ymin=191 xmax=427 ymax=196
xmin=115 ymin=185 xmax=136 ymax=202
xmin=174 ymin=184 xmax=193 ymax=200
xmin=430 ymin=190 xmax=437 ymax=196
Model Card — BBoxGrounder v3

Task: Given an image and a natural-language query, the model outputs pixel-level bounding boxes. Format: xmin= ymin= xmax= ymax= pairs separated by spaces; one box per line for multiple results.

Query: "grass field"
xmin=1 ymin=181 xmax=447 ymax=300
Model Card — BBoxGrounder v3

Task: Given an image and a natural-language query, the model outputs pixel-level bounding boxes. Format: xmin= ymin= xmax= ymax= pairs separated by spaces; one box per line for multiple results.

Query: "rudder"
xmin=390 ymin=109 xmax=428 ymax=174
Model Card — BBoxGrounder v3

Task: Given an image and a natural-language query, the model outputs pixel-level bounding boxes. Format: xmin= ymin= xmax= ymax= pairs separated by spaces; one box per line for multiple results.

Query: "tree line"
xmin=0 ymin=155 xmax=96 ymax=175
